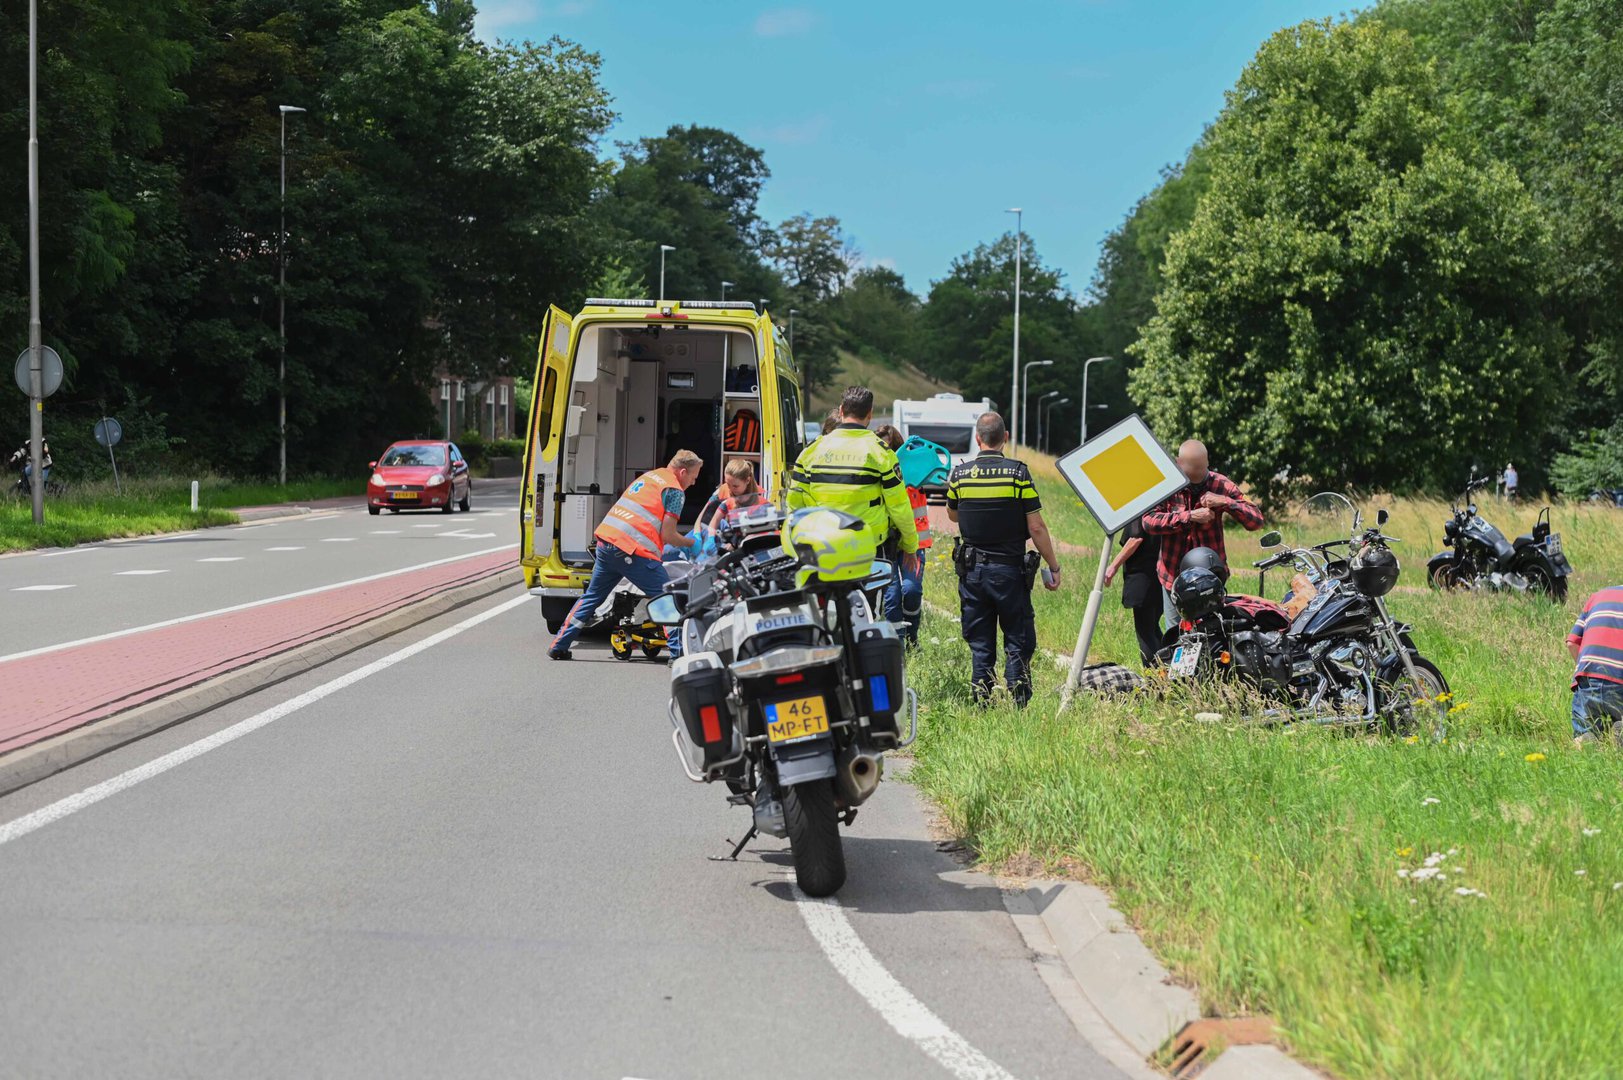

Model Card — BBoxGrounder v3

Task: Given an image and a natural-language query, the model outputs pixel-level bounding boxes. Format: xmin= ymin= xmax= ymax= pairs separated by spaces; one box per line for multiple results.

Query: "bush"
xmin=1550 ymin=421 xmax=1623 ymax=497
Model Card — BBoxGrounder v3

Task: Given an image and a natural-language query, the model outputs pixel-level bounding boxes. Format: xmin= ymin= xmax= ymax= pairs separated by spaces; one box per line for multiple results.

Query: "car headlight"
xmin=428 ymin=473 xmax=446 ymax=486
xmin=371 ymin=472 xmax=385 ymax=486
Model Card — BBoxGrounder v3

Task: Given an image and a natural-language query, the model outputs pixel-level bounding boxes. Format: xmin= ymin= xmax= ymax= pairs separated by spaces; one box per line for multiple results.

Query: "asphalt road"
xmin=0 ymin=593 xmax=1126 ymax=1080
xmin=0 ymin=479 xmax=521 ymax=660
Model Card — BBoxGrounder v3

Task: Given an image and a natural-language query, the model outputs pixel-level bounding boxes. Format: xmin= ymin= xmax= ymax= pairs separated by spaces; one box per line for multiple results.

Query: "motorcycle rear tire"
xmin=784 ymin=778 xmax=846 ymax=897
xmin=1379 ymin=656 xmax=1449 ymax=734
xmin=1517 ymin=562 xmax=1567 ymax=603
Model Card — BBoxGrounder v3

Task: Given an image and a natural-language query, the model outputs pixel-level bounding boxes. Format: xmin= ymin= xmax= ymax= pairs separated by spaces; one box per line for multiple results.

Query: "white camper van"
xmin=891 ymin=392 xmax=994 ymax=493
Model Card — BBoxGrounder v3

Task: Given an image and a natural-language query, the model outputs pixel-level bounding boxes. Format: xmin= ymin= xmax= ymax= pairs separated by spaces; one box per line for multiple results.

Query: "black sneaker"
xmin=548 ymin=648 xmax=573 ymax=661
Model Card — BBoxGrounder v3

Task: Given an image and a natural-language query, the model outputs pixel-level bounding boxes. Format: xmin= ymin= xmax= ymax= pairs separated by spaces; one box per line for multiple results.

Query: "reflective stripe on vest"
xmin=908 ymin=486 xmax=932 ymax=550
xmin=594 ymin=468 xmax=676 ymax=558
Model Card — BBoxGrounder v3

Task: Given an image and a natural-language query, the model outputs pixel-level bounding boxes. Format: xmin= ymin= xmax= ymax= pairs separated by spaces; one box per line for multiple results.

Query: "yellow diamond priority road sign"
xmin=1055 ymin=414 xmax=1187 ymax=534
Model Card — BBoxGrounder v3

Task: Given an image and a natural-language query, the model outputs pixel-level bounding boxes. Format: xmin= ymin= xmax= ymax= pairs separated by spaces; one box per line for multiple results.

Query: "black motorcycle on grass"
xmin=1164 ymin=493 xmax=1448 ymax=732
xmin=1426 ymin=474 xmax=1570 ymax=601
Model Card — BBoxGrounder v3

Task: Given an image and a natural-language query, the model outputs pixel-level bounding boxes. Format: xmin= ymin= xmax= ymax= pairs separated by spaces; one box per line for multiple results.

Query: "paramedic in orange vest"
xmin=876 ymin=424 xmax=929 ymax=645
xmin=548 ymin=450 xmax=703 ymax=661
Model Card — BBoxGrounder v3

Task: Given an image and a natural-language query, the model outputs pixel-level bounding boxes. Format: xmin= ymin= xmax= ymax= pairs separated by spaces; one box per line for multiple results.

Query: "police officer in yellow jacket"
xmin=788 ymin=386 xmax=919 ymax=582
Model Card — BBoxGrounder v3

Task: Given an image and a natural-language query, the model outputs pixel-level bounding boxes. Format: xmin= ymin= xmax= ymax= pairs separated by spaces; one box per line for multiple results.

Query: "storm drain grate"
xmin=1162 ymin=1016 xmax=1277 ymax=1077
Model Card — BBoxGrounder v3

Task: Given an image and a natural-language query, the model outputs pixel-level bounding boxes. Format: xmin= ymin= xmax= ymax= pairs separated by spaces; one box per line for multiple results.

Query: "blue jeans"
xmin=884 ymin=557 xmax=923 ymax=645
xmin=1572 ymin=677 xmax=1623 ymax=738
xmin=550 ymin=546 xmax=679 ymax=657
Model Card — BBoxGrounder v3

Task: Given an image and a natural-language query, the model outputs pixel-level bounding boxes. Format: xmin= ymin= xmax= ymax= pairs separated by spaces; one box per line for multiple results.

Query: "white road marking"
xmin=442 ymin=531 xmax=496 ymax=539
xmin=265 ymin=546 xmax=305 ymax=552
xmin=369 ymin=530 xmax=401 ymax=535
xmin=0 ymin=543 xmax=517 ymax=666
xmin=12 ymin=584 xmax=74 ymax=592
xmin=38 ymin=547 xmax=100 ymax=558
xmin=0 ymin=595 xmax=532 ymax=848
xmin=794 ymin=887 xmax=1017 ymax=1080
xmin=319 ymin=537 xmax=356 ymax=543
xmin=412 ymin=524 xmax=444 ymax=529
xmin=115 ymin=570 xmax=170 ymax=577
xmin=197 ymin=557 xmax=245 ymax=563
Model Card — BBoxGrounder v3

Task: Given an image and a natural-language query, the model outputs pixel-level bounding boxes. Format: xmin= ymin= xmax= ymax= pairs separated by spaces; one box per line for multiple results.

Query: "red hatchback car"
xmin=367 ymin=441 xmax=472 ymax=515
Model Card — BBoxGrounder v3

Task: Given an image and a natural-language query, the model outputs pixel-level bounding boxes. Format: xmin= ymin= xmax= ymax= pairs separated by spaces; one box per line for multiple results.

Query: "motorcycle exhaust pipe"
xmin=834 ymin=745 xmax=884 ymax=808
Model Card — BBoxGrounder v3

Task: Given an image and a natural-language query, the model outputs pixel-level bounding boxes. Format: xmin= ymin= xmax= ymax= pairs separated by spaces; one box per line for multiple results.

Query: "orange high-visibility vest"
xmin=595 ymin=467 xmax=678 ymax=559
xmin=908 ymin=486 xmax=932 ymax=550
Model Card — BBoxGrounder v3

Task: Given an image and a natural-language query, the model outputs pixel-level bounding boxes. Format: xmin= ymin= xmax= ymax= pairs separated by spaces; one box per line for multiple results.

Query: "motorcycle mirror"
xmin=866 ymin=560 xmax=894 ymax=587
xmin=648 ymin=594 xmax=682 ymax=626
xmin=1468 ymin=503 xmax=1477 ymax=516
xmin=1377 ymin=508 xmax=1389 ymax=526
xmin=1260 ymin=530 xmax=1283 ymax=548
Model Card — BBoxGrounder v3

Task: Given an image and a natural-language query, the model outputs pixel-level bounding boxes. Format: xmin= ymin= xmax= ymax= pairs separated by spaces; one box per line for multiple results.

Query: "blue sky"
xmin=476 ymin=1 xmax=1345 ymax=298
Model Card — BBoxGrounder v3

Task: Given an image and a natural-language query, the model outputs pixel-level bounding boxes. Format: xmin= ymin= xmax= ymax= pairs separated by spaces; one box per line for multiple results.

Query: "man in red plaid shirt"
xmin=1143 ymin=439 xmax=1264 ymax=625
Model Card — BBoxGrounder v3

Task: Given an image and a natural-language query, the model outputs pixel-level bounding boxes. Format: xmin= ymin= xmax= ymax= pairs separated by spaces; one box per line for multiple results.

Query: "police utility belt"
xmin=951 ymin=538 xmax=1041 ymax=590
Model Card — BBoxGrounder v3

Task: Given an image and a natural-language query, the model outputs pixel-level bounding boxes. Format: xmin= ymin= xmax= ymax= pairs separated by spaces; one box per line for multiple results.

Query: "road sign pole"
xmin=1058 ymin=532 xmax=1116 ymax=712
xmin=104 ymin=421 xmax=122 ymax=495
xmin=27 ymin=0 xmax=44 ymax=525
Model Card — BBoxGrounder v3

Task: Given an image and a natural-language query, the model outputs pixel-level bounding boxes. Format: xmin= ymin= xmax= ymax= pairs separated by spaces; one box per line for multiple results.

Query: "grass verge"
xmin=911 ymin=456 xmax=1623 ymax=1078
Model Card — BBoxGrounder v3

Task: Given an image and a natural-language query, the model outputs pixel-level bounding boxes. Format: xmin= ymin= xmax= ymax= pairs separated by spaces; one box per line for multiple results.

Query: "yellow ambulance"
xmin=518 ymin=298 xmax=808 ymax=634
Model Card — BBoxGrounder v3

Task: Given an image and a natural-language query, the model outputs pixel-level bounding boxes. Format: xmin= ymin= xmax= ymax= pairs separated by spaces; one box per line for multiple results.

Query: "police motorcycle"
xmin=647 ymin=504 xmax=914 ymax=898
xmin=1426 ymin=473 xmax=1571 ymax=601
xmin=1165 ymin=493 xmax=1448 ymax=730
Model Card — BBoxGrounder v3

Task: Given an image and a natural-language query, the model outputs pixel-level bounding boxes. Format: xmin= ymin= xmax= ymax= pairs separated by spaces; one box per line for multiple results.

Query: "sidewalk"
xmin=0 ymin=549 xmax=515 ymax=757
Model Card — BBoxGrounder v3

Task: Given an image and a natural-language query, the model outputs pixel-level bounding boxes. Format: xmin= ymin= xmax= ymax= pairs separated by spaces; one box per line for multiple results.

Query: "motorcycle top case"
xmin=670 ymin=652 xmax=738 ymax=773
xmin=852 ymin=624 xmax=905 ymax=743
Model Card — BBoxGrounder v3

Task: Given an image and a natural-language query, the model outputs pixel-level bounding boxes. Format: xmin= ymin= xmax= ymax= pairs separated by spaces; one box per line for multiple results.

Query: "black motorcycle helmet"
xmin=1178 ymin=546 xmax=1231 ymax=584
xmin=1350 ymin=543 xmax=1400 ymax=598
xmin=1173 ymin=566 xmax=1226 ymax=619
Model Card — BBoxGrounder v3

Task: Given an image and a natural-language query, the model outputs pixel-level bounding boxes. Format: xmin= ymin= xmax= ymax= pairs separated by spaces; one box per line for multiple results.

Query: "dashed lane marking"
xmin=319 ymin=538 xmax=356 ymax=543
xmin=793 ymin=886 xmax=1018 ymax=1080
xmin=11 ymin=585 xmax=74 ymax=592
xmin=197 ymin=557 xmax=245 ymax=563
xmin=0 ymin=595 xmax=533 ymax=847
xmin=265 ymin=546 xmax=305 ymax=552
xmin=368 ymin=530 xmax=402 ymax=535
xmin=114 ymin=570 xmax=170 ymax=576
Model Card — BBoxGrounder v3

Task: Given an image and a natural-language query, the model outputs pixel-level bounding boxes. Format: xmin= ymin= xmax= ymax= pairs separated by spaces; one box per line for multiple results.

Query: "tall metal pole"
xmin=1081 ymin=355 xmax=1111 ymax=446
xmin=659 ymin=244 xmax=675 ymax=301
xmin=788 ymin=308 xmax=799 ymax=353
xmin=1006 ymin=207 xmax=1022 ymax=449
xmin=278 ymin=105 xmax=305 ymax=486
xmin=1038 ymin=391 xmax=1063 ymax=453
xmin=721 ymin=280 xmax=734 ymax=301
xmin=1021 ymin=358 xmax=1052 ymax=448
xmin=26 ymin=0 xmax=44 ymax=524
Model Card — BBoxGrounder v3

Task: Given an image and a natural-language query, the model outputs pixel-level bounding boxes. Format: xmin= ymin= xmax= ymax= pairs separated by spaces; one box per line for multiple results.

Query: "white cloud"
xmin=755 ymin=8 xmax=817 ymax=37
xmin=749 ymin=114 xmax=829 ymax=145
xmin=475 ymin=0 xmax=591 ymax=36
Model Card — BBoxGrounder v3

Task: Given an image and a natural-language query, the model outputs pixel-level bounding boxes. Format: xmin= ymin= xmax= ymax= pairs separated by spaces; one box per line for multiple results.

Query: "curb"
xmin=1020 ymin=879 xmax=1320 ymax=1078
xmin=0 ymin=566 xmax=523 ymax=798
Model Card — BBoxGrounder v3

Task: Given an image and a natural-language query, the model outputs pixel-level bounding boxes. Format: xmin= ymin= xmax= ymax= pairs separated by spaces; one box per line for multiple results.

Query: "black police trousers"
xmin=958 ymin=560 xmax=1037 ymax=707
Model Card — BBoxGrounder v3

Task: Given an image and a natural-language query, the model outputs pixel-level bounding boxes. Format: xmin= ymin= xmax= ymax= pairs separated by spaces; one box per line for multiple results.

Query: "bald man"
xmin=1142 ymin=440 xmax=1264 ymax=626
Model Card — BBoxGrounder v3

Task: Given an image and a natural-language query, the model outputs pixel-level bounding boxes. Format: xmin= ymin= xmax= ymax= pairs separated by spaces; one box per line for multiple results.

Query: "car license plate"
xmin=392 ymin=490 xmax=419 ymax=501
xmin=1170 ymin=640 xmax=1202 ymax=678
xmin=765 ymin=695 xmax=830 ymax=743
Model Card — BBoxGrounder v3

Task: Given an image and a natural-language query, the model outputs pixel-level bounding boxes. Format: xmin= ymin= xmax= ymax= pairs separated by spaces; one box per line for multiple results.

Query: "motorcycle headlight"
xmin=370 ymin=472 xmax=385 ymax=486
xmin=428 ymin=473 xmax=446 ymax=486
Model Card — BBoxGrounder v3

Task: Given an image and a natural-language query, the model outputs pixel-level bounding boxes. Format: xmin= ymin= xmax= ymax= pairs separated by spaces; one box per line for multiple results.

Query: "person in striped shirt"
xmin=1569 ymin=585 xmax=1623 ymax=742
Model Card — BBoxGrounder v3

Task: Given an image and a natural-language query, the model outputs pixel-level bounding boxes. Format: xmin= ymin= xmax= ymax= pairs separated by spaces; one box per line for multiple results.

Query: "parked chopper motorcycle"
xmin=1164 ymin=494 xmax=1449 ymax=730
xmin=649 ymin=504 xmax=915 ymax=898
xmin=1426 ymin=474 xmax=1571 ymax=601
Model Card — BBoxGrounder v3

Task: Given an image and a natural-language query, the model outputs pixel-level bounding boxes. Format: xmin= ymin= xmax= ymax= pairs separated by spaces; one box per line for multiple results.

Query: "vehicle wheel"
xmin=783 ymin=778 xmax=846 ymax=897
xmin=545 ymin=618 xmax=563 ymax=635
xmin=368 ymin=505 xmax=380 ymax=516
xmin=641 ymin=642 xmax=663 ymax=659
xmin=459 ymin=484 xmax=471 ymax=513
xmin=1518 ymin=562 xmax=1567 ymax=603
xmin=1380 ymin=656 xmax=1449 ymax=734
xmin=610 ymin=633 xmax=633 ymax=660
xmin=1429 ymin=562 xmax=1462 ymax=590
xmin=441 ymin=495 xmax=455 ymax=514
xmin=388 ymin=507 xmax=401 ymax=514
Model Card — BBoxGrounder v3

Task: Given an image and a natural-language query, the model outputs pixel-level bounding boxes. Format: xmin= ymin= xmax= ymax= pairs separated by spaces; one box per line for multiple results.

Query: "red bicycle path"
xmin=0 ymin=548 xmax=516 ymax=758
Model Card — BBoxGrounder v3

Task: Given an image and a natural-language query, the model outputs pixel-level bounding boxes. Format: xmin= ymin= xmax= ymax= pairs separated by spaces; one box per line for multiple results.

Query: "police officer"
xmin=788 ymin=386 xmax=919 ymax=586
xmin=548 ymin=449 xmax=703 ymax=660
xmin=946 ymin=412 xmax=1061 ymax=706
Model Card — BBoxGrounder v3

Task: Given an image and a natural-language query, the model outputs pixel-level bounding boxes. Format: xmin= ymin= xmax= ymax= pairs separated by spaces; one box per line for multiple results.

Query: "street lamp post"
xmin=658 ymin=244 xmax=676 ymax=301
xmin=1037 ymin=391 xmax=1062 ymax=453
xmin=1080 ymin=355 xmax=1112 ymax=445
xmin=788 ymin=308 xmax=800 ymax=353
xmin=1005 ymin=207 xmax=1022 ymax=447
xmin=278 ymin=104 xmax=306 ymax=486
xmin=1021 ymin=358 xmax=1053 ymax=448
xmin=721 ymin=279 xmax=734 ymax=301
xmin=25 ymin=0 xmax=44 ymax=523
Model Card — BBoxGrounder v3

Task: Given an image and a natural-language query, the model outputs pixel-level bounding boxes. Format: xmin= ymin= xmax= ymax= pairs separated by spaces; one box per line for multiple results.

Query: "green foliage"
xmin=1550 ymin=421 xmax=1623 ymax=496
xmin=1130 ymin=19 xmax=1565 ymax=497
xmin=832 ymin=266 xmax=920 ymax=370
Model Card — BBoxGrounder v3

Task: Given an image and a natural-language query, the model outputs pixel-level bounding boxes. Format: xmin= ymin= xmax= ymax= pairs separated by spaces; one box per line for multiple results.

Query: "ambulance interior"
xmin=556 ymin=323 xmax=786 ymax=565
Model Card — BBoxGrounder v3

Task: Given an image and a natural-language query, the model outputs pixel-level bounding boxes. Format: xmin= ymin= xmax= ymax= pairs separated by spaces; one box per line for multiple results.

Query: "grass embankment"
xmin=0 ymin=476 xmax=358 ymax=553
xmin=911 ymin=455 xmax=1623 ymax=1077
xmin=808 ymin=348 xmax=959 ymax=415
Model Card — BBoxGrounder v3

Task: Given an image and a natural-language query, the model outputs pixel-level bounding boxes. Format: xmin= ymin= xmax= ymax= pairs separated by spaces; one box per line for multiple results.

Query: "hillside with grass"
xmin=808 ymin=349 xmax=958 ymax=417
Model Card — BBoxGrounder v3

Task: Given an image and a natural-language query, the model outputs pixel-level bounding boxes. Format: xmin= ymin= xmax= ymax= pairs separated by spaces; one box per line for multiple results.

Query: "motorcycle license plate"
xmin=1169 ymin=641 xmax=1202 ymax=678
xmin=391 ymin=491 xmax=419 ymax=501
xmin=765 ymin=695 xmax=830 ymax=743
xmin=1548 ymin=534 xmax=1563 ymax=558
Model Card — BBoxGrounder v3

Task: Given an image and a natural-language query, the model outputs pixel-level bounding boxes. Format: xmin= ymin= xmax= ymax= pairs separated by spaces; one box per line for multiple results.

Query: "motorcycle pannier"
xmin=852 ymin=627 xmax=905 ymax=742
xmin=672 ymin=654 xmax=736 ymax=771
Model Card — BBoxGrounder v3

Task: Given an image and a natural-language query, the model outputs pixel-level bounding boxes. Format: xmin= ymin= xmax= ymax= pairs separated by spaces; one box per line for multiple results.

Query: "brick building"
xmin=431 ymin=372 xmax=518 ymax=441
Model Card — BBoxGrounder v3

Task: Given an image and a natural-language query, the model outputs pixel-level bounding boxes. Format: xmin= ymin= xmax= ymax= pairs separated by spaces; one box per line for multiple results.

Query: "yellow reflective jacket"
xmin=788 ymin=426 xmax=919 ymax=554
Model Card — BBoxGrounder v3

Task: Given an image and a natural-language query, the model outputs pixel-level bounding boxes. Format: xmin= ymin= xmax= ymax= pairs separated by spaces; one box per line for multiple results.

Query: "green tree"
xmin=834 ymin=266 xmax=920 ymax=369
xmin=1130 ymin=19 xmax=1565 ymax=496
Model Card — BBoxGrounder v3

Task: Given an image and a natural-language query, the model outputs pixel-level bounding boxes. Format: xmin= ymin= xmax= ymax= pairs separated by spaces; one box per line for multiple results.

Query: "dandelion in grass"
xmin=1435 ymin=691 xmax=1453 ymax=703
xmin=1526 ymin=753 xmax=1546 ymax=763
xmin=1422 ymin=796 xmax=1441 ymax=806
xmin=1404 ymin=735 xmax=1420 ymax=745
xmin=1397 ymin=846 xmax=1413 ymax=857
xmin=1448 ymin=701 xmax=1472 ymax=716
